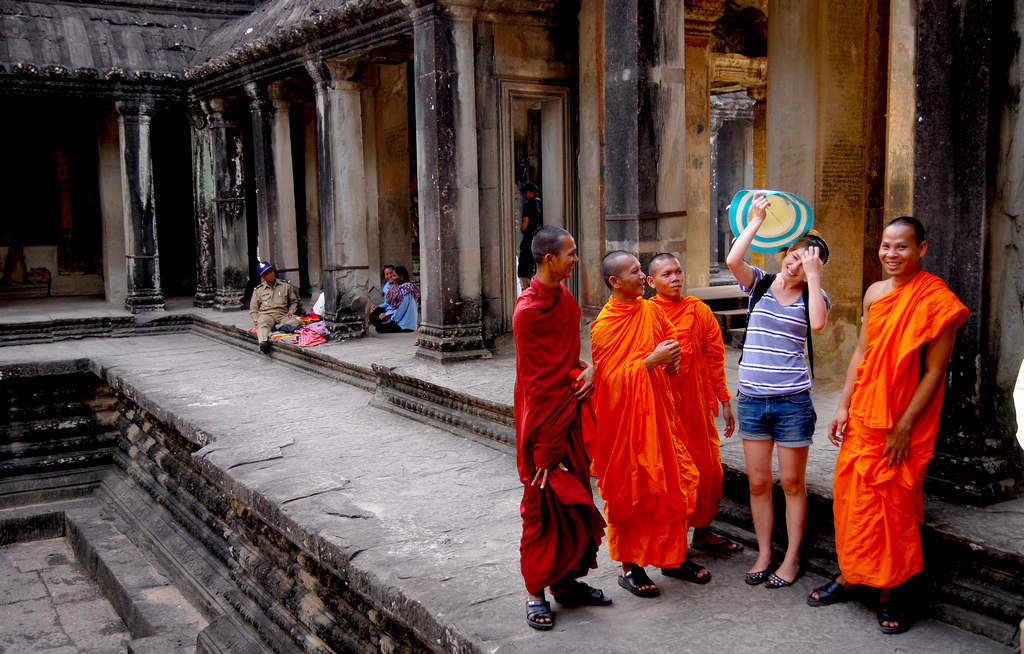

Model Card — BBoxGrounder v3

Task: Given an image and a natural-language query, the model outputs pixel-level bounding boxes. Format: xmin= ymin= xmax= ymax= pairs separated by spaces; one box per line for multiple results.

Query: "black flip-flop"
xmin=526 ymin=599 xmax=553 ymax=631
xmin=553 ymin=581 xmax=613 ymax=607
xmin=878 ymin=601 xmax=909 ymax=634
xmin=618 ymin=567 xmax=660 ymax=598
xmin=692 ymin=537 xmax=744 ymax=553
xmin=661 ymin=560 xmax=712 ymax=584
xmin=807 ymin=577 xmax=854 ymax=606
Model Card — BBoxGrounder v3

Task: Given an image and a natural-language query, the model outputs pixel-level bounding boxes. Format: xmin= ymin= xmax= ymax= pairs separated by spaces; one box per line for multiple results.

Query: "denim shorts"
xmin=737 ymin=390 xmax=816 ymax=448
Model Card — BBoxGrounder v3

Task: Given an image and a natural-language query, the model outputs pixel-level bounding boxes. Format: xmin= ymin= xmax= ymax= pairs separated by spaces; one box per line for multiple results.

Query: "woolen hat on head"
xmin=728 ymin=189 xmax=813 ymax=253
xmin=257 ymin=261 xmax=274 ymax=276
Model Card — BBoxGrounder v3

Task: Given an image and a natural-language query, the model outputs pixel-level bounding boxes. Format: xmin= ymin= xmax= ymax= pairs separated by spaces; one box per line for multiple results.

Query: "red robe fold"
xmin=833 ymin=271 xmax=968 ymax=588
xmin=650 ymin=295 xmax=730 ymax=528
xmin=586 ymin=297 xmax=699 ymax=568
xmin=514 ymin=277 xmax=605 ymax=595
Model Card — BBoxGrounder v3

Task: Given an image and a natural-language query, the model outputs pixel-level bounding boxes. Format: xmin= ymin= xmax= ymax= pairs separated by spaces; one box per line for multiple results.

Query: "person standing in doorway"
xmin=518 ymin=182 xmax=543 ymax=290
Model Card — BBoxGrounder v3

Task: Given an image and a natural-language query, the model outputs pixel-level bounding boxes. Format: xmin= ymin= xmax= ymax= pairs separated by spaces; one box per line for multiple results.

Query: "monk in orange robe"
xmin=515 ymin=226 xmax=609 ymax=631
xmin=647 ymin=253 xmax=740 ymax=572
xmin=808 ymin=217 xmax=967 ymax=635
xmin=587 ymin=251 xmax=700 ymax=598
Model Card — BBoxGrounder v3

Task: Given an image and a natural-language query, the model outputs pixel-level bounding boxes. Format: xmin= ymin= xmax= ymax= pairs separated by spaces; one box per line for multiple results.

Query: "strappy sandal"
xmin=526 ymin=599 xmax=553 ymax=630
xmin=878 ymin=601 xmax=909 ymax=634
xmin=661 ymin=560 xmax=712 ymax=584
xmin=807 ymin=577 xmax=853 ymax=606
xmin=552 ymin=581 xmax=613 ymax=607
xmin=618 ymin=567 xmax=660 ymax=598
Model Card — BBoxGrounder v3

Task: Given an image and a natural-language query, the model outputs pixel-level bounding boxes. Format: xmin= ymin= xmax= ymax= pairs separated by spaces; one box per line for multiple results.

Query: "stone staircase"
xmin=689 ymin=284 xmax=749 ymax=346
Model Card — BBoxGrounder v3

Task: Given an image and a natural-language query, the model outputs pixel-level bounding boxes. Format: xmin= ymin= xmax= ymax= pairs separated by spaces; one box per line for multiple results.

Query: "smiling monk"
xmin=647 ymin=254 xmax=740 ymax=584
xmin=587 ymin=251 xmax=700 ymax=598
xmin=515 ymin=226 xmax=609 ymax=631
xmin=808 ymin=217 xmax=968 ymax=635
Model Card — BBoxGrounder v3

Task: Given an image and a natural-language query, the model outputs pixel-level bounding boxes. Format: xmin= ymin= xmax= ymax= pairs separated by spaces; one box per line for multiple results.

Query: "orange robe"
xmin=587 ymin=297 xmax=700 ymax=568
xmin=650 ymin=295 xmax=731 ymax=528
xmin=833 ymin=271 xmax=967 ymax=588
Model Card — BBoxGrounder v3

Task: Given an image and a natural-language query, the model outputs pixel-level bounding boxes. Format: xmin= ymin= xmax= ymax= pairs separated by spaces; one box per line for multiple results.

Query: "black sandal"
xmin=745 ymin=568 xmax=771 ymax=585
xmin=765 ymin=571 xmax=799 ymax=589
xmin=807 ymin=577 xmax=853 ymax=606
xmin=552 ymin=581 xmax=613 ymax=607
xmin=618 ymin=567 xmax=660 ymax=598
xmin=878 ymin=601 xmax=909 ymax=634
xmin=661 ymin=560 xmax=712 ymax=584
xmin=526 ymin=599 xmax=553 ymax=630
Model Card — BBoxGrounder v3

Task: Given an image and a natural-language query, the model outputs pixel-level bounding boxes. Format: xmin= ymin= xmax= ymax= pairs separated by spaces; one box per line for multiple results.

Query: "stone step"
xmin=1 ymin=414 xmax=110 ymax=443
xmin=0 ymin=429 xmax=119 ymax=460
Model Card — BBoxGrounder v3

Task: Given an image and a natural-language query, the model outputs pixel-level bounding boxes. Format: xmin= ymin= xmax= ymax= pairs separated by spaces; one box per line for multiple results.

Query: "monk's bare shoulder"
xmin=862 ymin=280 xmax=891 ymax=315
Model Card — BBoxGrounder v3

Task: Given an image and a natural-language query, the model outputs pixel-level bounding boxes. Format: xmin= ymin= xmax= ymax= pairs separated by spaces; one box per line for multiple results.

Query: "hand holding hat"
xmin=728 ymin=189 xmax=814 ymax=253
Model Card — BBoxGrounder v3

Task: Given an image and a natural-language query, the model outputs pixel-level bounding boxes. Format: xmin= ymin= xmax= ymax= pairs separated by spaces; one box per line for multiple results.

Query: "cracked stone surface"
xmin=0 ymin=332 xmax=1013 ymax=652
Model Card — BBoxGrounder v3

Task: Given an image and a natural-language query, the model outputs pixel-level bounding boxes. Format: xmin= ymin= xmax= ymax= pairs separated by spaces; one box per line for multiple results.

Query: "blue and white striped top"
xmin=738 ymin=266 xmax=830 ymax=397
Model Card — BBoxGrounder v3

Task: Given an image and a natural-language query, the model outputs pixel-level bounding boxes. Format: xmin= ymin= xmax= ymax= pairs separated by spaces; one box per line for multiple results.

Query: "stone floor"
xmin=0 ymin=537 xmax=130 ymax=653
xmin=0 ymin=332 xmax=1014 ymax=653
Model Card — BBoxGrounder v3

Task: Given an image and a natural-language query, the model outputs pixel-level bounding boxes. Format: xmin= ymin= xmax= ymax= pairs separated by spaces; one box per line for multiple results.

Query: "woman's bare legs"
xmin=774 ymin=444 xmax=810 ymax=582
xmin=743 ymin=439 xmax=775 ymax=573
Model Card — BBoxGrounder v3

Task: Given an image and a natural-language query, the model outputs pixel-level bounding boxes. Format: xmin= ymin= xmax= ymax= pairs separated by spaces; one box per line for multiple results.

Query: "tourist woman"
xmin=725 ymin=192 xmax=830 ymax=589
xmin=371 ymin=265 xmax=420 ymax=334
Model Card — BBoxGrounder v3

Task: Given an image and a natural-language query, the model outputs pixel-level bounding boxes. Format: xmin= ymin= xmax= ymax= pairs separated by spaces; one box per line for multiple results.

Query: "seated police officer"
xmin=249 ymin=261 xmax=303 ymax=354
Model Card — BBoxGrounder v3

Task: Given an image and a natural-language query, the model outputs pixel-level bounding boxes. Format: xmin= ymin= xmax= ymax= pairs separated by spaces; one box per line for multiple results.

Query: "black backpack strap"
xmin=738 ymin=273 xmax=776 ymax=362
xmin=803 ymin=284 xmax=814 ymax=379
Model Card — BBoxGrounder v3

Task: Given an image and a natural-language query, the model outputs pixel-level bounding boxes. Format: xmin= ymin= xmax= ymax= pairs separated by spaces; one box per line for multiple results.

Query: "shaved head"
xmin=648 ymin=252 xmax=681 ymax=277
xmin=885 ymin=216 xmax=925 ymax=244
xmin=532 ymin=225 xmax=572 ymax=262
xmin=601 ymin=250 xmax=632 ymax=290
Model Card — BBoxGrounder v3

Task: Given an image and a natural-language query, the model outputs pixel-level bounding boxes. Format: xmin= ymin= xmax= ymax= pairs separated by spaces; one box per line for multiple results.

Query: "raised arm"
xmin=800 ymin=246 xmax=828 ymax=331
xmin=725 ymin=192 xmax=770 ymax=289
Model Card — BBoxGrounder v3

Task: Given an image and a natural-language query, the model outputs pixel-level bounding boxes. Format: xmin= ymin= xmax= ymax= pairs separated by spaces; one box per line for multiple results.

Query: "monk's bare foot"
xmin=878 ymin=589 xmax=908 ymax=634
xmin=691 ymin=528 xmax=743 ymax=553
xmin=619 ymin=564 xmax=659 ymax=597
xmin=526 ymin=592 xmax=552 ymax=629
xmin=808 ymin=574 xmax=853 ymax=604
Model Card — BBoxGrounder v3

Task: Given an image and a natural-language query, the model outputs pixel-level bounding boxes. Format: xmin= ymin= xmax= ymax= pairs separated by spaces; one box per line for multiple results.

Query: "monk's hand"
xmin=646 ymin=339 xmax=680 ymax=370
xmin=828 ymin=407 xmax=848 ymax=447
xmin=800 ymin=246 xmax=823 ymax=278
xmin=883 ymin=420 xmax=913 ymax=467
xmin=531 ymin=463 xmax=568 ymax=489
xmin=574 ymin=362 xmax=595 ymax=401
xmin=722 ymin=399 xmax=736 ymax=439
xmin=749 ymin=192 xmax=770 ymax=224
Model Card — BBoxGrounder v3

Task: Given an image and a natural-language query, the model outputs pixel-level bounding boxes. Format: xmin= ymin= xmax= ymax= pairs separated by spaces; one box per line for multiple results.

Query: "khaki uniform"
xmin=249 ymin=279 xmax=303 ymax=342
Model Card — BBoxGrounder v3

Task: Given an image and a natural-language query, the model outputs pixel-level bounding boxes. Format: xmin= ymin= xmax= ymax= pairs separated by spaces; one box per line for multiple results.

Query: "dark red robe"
xmin=514 ymin=277 xmax=605 ymax=595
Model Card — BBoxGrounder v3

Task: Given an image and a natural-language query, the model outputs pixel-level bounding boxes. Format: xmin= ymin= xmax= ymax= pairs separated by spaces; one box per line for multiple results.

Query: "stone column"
xmin=409 ymin=3 xmax=489 ymax=361
xmin=306 ymin=58 xmax=371 ymax=339
xmin=97 ymin=106 xmax=126 ymax=306
xmin=914 ymin=0 xmax=1024 ymax=504
xmin=205 ymin=98 xmax=248 ymax=311
xmin=268 ymin=83 xmax=300 ymax=279
xmin=245 ymin=82 xmax=278 ymax=266
xmin=188 ymin=103 xmax=216 ymax=307
xmin=115 ymin=100 xmax=164 ymax=312
xmin=684 ymin=2 xmax=723 ymax=288
xmin=603 ymin=0 xmax=689 ymax=269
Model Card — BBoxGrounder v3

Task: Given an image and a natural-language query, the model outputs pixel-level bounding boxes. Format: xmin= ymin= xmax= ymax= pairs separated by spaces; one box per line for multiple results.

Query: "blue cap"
xmin=257 ymin=261 xmax=274 ymax=276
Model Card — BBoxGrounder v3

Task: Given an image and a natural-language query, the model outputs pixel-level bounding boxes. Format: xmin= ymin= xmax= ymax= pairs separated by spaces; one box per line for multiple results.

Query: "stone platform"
xmin=0 ymin=297 xmax=1021 ymax=651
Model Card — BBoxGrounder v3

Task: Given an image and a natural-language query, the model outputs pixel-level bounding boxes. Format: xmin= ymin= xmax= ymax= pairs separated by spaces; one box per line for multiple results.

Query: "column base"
xmin=925 ymin=451 xmax=1024 ymax=505
xmin=415 ymin=323 xmax=491 ymax=363
xmin=326 ymin=310 xmax=365 ymax=340
xmin=214 ymin=288 xmax=246 ymax=311
xmin=193 ymin=288 xmax=216 ymax=308
xmin=124 ymin=293 xmax=165 ymax=313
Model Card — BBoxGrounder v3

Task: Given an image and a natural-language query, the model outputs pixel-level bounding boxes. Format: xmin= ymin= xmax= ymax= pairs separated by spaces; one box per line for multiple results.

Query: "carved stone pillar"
xmin=115 ymin=99 xmax=164 ymax=312
xmin=602 ymin=0 xmax=689 ymax=275
xmin=268 ymin=83 xmax=300 ymax=279
xmin=306 ymin=58 xmax=371 ymax=339
xmin=188 ymin=103 xmax=216 ymax=308
xmin=410 ymin=3 xmax=489 ymax=361
xmin=709 ymin=92 xmax=754 ymax=270
xmin=245 ymin=82 xmax=277 ymax=266
xmin=205 ymin=98 xmax=248 ymax=311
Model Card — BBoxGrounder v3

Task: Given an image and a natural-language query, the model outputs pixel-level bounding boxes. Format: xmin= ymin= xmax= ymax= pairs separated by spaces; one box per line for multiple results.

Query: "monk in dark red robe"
xmin=809 ymin=217 xmax=968 ymax=635
xmin=515 ymin=226 xmax=608 ymax=631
